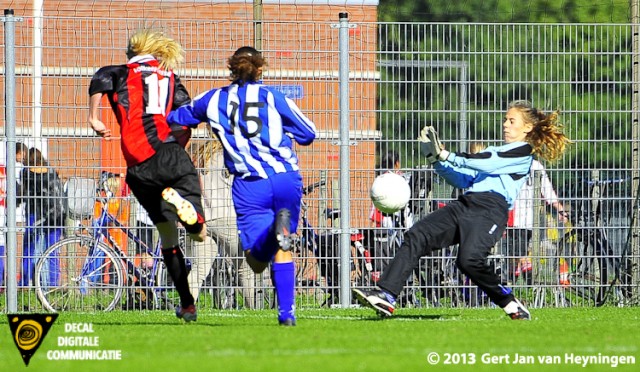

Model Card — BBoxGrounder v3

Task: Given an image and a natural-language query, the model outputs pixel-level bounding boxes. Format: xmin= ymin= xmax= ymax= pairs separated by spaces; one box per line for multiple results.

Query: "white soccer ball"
xmin=370 ymin=172 xmax=411 ymax=214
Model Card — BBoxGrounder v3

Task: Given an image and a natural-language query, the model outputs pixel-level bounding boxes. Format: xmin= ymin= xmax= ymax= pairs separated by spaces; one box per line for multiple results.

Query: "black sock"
xmin=161 ymin=246 xmax=194 ymax=308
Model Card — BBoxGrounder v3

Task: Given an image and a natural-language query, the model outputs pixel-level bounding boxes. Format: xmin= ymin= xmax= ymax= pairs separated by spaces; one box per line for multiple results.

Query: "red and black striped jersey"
xmin=88 ymin=55 xmax=191 ymax=166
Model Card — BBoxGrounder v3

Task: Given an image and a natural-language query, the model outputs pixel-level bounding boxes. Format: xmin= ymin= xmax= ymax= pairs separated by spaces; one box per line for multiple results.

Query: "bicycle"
xmin=292 ymin=180 xmax=371 ymax=307
xmin=199 ymin=237 xmax=272 ymax=310
xmin=34 ymin=171 xmax=177 ymax=312
xmin=291 ymin=180 xmax=324 ymax=288
xmin=291 ymin=180 xmax=334 ymax=306
xmin=411 ymin=194 xmax=494 ymax=308
xmin=200 ymin=249 xmax=237 ymax=310
xmin=556 ymin=176 xmax=624 ymax=307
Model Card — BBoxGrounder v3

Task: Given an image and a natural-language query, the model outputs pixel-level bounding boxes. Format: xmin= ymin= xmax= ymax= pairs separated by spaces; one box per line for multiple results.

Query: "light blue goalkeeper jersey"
xmin=167 ymin=81 xmax=317 ymax=179
xmin=434 ymin=142 xmax=533 ymax=208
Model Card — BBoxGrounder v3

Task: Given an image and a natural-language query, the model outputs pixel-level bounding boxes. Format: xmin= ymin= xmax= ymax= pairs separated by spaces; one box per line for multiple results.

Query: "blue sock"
xmin=380 ymin=288 xmax=397 ymax=305
xmin=272 ymin=261 xmax=295 ymax=322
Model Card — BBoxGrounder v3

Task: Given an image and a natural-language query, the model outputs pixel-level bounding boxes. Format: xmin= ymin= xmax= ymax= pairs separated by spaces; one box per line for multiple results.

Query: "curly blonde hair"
xmin=127 ymin=28 xmax=184 ymax=70
xmin=508 ymin=100 xmax=572 ymax=162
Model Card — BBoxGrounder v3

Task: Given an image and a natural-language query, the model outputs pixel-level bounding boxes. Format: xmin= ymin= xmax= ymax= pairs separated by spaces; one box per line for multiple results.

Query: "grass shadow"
xmin=89 ymin=320 xmax=223 ymax=328
xmin=354 ymin=313 xmax=458 ymax=321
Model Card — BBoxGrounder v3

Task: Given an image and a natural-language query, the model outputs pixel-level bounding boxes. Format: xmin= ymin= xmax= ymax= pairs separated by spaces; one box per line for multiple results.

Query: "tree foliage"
xmin=378 ymin=0 xmax=631 ymax=23
xmin=376 ymin=1 xmax=633 ymax=174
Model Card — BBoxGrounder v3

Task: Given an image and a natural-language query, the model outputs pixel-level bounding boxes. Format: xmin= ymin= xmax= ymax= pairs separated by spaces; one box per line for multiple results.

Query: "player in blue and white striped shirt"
xmin=168 ymin=46 xmax=317 ymax=326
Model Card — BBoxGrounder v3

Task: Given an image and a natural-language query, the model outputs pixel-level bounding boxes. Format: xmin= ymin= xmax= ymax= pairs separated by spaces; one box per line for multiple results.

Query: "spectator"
xmin=187 ymin=139 xmax=260 ymax=309
xmin=502 ymin=159 xmax=568 ymax=285
xmin=468 ymin=142 xmax=486 ymax=154
xmin=99 ymin=172 xmax=132 ymax=255
xmin=15 ymin=142 xmax=28 ymax=182
xmin=18 ymin=147 xmax=65 ymax=288
xmin=1 ymin=143 xmax=29 ymax=289
xmin=15 ymin=142 xmax=28 ymax=223
xmin=132 ymin=200 xmax=156 ymax=269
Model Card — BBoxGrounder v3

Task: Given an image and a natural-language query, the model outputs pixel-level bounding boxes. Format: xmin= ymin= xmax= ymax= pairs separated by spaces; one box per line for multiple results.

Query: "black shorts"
xmin=126 ymin=143 xmax=204 ymax=226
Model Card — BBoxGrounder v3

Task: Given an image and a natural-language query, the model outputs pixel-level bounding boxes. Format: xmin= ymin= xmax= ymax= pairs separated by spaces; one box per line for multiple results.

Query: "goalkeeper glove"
xmin=419 ymin=126 xmax=446 ymax=163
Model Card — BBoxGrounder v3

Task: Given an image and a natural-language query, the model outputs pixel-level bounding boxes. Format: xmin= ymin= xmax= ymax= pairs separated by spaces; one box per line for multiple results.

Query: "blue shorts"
xmin=232 ymin=172 xmax=302 ymax=262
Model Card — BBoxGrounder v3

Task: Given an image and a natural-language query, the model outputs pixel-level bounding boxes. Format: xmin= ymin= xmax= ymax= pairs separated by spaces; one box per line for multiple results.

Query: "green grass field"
xmin=1 ymin=306 xmax=638 ymax=371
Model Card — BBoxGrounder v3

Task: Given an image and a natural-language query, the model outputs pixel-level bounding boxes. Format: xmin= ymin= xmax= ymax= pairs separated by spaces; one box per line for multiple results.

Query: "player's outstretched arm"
xmin=167 ymin=93 xmax=212 ymax=128
xmin=275 ymin=94 xmax=317 ymax=146
xmin=88 ymin=93 xmax=112 ymax=139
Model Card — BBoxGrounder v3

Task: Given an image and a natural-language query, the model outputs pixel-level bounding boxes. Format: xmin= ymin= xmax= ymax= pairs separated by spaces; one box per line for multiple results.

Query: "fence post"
xmin=2 ymin=8 xmax=22 ymax=313
xmin=337 ymin=12 xmax=353 ymax=307
xmin=531 ymin=170 xmax=545 ymax=306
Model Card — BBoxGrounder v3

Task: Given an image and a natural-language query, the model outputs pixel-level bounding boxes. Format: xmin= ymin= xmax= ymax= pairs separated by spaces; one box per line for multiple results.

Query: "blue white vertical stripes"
xmin=167 ymin=82 xmax=317 ymax=179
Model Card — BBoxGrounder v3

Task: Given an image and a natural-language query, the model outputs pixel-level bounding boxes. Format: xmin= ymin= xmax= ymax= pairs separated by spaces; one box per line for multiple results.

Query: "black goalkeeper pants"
xmin=377 ymin=192 xmax=515 ymax=308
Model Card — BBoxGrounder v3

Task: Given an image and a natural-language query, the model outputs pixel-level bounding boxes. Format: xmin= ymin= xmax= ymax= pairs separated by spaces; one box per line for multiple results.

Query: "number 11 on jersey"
xmin=145 ymin=74 xmax=170 ymax=115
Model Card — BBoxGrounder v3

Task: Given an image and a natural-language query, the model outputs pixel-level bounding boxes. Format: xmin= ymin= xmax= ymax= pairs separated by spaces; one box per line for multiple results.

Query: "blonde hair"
xmin=193 ymin=139 xmax=224 ymax=169
xmin=508 ymin=100 xmax=571 ymax=162
xmin=469 ymin=142 xmax=486 ymax=154
xmin=127 ymin=29 xmax=184 ymax=70
xmin=105 ymin=176 xmax=122 ymax=196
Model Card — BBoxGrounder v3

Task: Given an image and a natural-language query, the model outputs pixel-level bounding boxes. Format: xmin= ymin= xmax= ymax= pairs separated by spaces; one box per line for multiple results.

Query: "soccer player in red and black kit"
xmin=88 ymin=29 xmax=206 ymax=322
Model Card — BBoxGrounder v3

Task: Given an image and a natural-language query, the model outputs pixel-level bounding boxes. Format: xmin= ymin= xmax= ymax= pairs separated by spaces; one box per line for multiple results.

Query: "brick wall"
xmin=1 ymin=0 xmax=379 ymax=226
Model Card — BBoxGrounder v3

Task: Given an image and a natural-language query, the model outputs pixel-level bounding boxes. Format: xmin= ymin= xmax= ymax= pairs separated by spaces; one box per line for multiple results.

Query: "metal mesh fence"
xmin=1 ymin=15 xmax=638 ymax=311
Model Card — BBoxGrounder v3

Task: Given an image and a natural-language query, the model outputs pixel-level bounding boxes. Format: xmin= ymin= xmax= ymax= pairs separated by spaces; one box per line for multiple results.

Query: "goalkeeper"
xmin=354 ymin=100 xmax=570 ymax=320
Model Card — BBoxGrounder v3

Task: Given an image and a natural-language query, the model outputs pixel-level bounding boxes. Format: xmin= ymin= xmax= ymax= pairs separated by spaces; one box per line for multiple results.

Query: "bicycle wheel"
xmin=211 ymin=256 xmax=237 ymax=310
xmin=121 ymin=261 xmax=160 ymax=311
xmin=154 ymin=261 xmax=179 ymax=310
xmin=254 ymin=272 xmax=275 ymax=310
xmin=570 ymin=237 xmax=610 ymax=306
xmin=35 ymin=235 xmax=125 ymax=312
xmin=592 ymin=231 xmax=614 ymax=306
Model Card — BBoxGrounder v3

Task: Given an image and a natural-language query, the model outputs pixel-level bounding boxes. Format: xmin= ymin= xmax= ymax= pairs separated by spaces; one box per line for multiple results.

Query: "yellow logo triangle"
xmin=7 ymin=313 xmax=59 ymax=366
